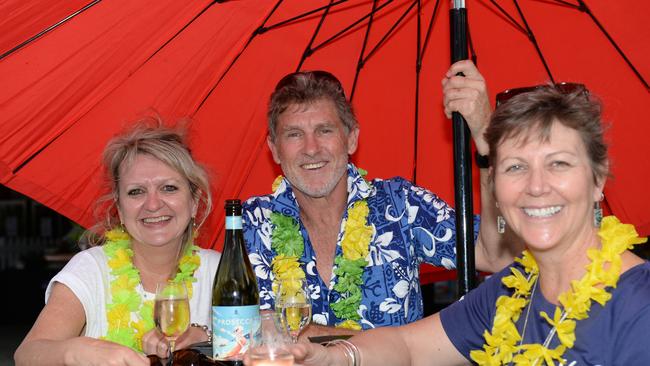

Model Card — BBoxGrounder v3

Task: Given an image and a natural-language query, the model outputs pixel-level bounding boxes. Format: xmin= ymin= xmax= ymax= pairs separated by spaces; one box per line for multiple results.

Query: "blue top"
xmin=441 ymin=260 xmax=650 ymax=365
xmin=243 ymin=164 xmax=478 ymax=329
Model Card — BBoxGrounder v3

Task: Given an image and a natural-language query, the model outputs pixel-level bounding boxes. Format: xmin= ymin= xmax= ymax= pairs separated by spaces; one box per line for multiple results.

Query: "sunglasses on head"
xmin=495 ymin=82 xmax=588 ymax=106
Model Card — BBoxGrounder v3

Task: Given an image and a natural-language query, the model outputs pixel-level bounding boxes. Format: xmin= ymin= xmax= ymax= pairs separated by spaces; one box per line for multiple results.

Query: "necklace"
xmin=518 ymin=277 xmax=538 ymax=350
xmin=470 ymin=216 xmax=647 ymax=366
xmin=102 ymin=228 xmax=200 ymax=351
xmin=270 ymin=170 xmax=373 ymax=330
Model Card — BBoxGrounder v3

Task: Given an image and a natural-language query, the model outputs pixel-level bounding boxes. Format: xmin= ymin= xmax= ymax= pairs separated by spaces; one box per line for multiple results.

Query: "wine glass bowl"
xmin=154 ymin=281 xmax=190 ymax=362
xmin=247 ymin=313 xmax=294 ymax=366
xmin=276 ymin=278 xmax=311 ymax=343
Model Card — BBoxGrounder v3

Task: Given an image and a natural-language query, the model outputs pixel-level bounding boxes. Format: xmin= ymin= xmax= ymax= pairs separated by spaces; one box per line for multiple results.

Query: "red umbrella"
xmin=1 ymin=0 xmax=649 ymax=259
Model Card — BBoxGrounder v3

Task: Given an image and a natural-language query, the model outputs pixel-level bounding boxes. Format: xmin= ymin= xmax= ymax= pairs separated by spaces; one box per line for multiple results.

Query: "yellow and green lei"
xmin=102 ymin=228 xmax=200 ymax=351
xmin=270 ymin=171 xmax=373 ymax=330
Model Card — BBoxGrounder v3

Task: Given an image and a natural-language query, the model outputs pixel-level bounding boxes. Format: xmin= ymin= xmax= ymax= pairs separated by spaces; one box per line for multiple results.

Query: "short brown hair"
xmin=267 ymin=70 xmax=358 ymax=140
xmin=486 ymin=85 xmax=609 ymax=183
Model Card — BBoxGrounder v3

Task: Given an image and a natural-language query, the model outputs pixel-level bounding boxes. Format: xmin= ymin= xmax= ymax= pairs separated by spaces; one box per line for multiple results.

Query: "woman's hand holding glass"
xmin=154 ymin=281 xmax=190 ymax=363
xmin=276 ymin=278 xmax=312 ymax=343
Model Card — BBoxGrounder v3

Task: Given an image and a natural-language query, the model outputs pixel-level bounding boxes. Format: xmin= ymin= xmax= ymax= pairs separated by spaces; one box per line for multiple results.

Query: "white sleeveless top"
xmin=46 ymin=246 xmax=221 ymax=337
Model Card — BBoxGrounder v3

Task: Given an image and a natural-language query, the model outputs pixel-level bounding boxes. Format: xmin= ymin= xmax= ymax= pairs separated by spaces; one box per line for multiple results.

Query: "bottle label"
xmin=212 ymin=305 xmax=260 ymax=361
xmin=225 ymin=216 xmax=242 ymax=230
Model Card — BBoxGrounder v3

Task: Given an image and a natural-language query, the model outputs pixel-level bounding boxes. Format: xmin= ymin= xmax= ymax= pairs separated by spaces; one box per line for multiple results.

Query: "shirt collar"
xmin=270 ymin=163 xmax=374 ymax=218
xmin=345 ymin=163 xmax=373 ymax=205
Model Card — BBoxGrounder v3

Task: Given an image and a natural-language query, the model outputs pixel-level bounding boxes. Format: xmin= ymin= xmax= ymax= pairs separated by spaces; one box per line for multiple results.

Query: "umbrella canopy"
xmin=1 ymin=0 xmax=649 ymax=255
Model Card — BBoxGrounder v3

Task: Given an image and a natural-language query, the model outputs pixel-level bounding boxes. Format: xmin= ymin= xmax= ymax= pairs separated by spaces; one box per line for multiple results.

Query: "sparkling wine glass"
xmin=276 ymin=278 xmax=312 ymax=343
xmin=154 ymin=281 xmax=190 ymax=363
xmin=247 ymin=312 xmax=294 ymax=366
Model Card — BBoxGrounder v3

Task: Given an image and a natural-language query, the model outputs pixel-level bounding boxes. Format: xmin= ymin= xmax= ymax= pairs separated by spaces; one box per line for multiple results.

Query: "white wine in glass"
xmin=154 ymin=281 xmax=190 ymax=362
xmin=276 ymin=278 xmax=311 ymax=343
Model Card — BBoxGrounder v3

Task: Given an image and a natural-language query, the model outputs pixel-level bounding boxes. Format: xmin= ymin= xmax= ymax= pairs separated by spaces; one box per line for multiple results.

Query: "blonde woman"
xmin=16 ymin=120 xmax=220 ymax=365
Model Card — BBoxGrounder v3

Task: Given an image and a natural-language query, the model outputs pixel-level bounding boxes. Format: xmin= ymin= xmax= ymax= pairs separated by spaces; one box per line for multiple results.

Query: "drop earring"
xmin=495 ymin=202 xmax=505 ymax=234
xmin=594 ymin=193 xmax=604 ymax=228
xmin=497 ymin=216 xmax=506 ymax=234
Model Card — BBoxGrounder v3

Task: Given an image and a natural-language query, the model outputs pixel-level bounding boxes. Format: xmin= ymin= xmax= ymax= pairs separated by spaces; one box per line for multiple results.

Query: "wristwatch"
xmin=475 ymin=151 xmax=490 ymax=169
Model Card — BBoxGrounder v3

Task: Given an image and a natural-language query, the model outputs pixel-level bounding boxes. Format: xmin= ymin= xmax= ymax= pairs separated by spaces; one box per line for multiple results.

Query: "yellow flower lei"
xmin=470 ymin=216 xmax=647 ymax=365
xmin=270 ymin=173 xmax=373 ymax=330
xmin=102 ymin=228 xmax=201 ymax=351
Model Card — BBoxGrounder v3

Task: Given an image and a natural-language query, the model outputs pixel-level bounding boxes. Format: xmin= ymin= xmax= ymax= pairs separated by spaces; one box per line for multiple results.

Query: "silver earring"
xmin=594 ymin=193 xmax=604 ymax=228
xmin=497 ymin=216 xmax=506 ymax=234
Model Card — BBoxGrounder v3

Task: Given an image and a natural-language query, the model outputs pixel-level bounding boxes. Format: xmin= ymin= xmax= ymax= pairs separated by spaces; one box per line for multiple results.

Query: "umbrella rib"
xmin=252 ymin=0 xmax=286 ymax=34
xmin=420 ymin=0 xmax=476 ymax=65
xmin=11 ymin=1 xmax=221 ymax=174
xmin=488 ymin=0 xmax=527 ymax=35
xmin=467 ymin=11 xmax=478 ymax=66
xmin=310 ymin=0 xmax=395 ymax=54
xmin=546 ymin=0 xmax=580 ymax=8
xmin=350 ymin=0 xmax=380 ymax=102
xmin=193 ymin=0 xmax=285 ymax=114
xmin=297 ymin=0 xmax=335 ymax=71
xmin=576 ymin=0 xmax=650 ymax=91
xmin=416 ymin=0 xmax=422 ymax=72
xmin=512 ymin=0 xmax=555 ymax=83
xmin=12 ymin=124 xmax=75 ymax=175
xmin=141 ymin=1 xmax=221 ymax=67
xmin=362 ymin=0 xmax=419 ymax=64
xmin=420 ymin=0 xmax=442 ymax=63
xmin=0 ymin=0 xmax=102 ymax=61
xmin=413 ymin=0 xmax=422 ymax=184
xmin=261 ymin=0 xmax=349 ymax=32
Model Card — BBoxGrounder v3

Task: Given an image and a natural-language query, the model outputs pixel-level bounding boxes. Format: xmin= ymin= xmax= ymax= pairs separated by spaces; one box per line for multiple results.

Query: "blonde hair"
xmin=87 ymin=117 xmax=212 ymax=253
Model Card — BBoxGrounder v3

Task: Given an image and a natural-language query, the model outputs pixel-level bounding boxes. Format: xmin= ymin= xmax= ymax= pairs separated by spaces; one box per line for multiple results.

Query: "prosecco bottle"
xmin=211 ymin=199 xmax=260 ymax=365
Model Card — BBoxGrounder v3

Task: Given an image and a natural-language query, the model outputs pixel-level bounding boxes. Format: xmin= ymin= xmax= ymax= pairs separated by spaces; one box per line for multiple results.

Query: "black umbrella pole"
xmin=450 ymin=0 xmax=477 ymax=296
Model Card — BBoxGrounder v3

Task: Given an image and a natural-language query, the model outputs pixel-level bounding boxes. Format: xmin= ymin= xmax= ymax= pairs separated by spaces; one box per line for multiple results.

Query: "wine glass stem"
xmin=168 ymin=339 xmax=176 ymax=366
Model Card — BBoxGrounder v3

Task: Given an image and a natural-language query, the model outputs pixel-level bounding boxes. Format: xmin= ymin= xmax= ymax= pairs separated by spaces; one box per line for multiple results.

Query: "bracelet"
xmin=325 ymin=339 xmax=359 ymax=366
xmin=190 ymin=323 xmax=212 ymax=343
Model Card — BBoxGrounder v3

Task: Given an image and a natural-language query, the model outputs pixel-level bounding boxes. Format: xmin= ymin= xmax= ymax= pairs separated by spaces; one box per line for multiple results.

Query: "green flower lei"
xmin=270 ymin=169 xmax=373 ymax=330
xmin=102 ymin=228 xmax=200 ymax=351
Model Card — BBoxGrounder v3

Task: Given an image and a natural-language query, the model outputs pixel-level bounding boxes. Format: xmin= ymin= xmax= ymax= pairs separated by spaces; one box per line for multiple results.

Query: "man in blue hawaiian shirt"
xmin=243 ymin=61 xmax=517 ymax=338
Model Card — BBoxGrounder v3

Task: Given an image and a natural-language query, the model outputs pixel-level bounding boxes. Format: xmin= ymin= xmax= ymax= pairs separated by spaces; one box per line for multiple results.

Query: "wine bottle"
xmin=211 ymin=199 xmax=260 ymax=365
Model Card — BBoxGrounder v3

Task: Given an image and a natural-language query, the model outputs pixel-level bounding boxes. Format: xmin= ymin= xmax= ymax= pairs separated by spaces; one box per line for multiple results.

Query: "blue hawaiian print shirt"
xmin=243 ymin=164 xmax=479 ymax=329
